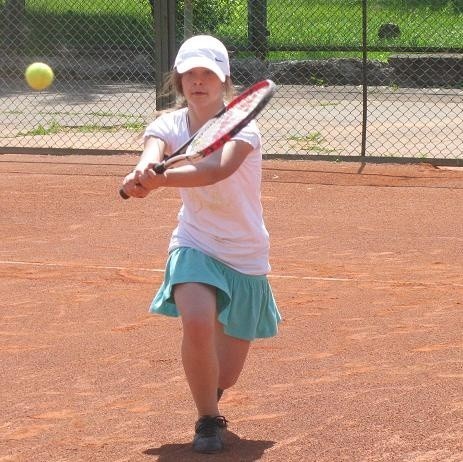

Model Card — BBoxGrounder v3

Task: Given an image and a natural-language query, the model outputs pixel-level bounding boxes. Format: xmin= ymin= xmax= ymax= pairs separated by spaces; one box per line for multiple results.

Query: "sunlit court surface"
xmin=1 ymin=154 xmax=463 ymax=461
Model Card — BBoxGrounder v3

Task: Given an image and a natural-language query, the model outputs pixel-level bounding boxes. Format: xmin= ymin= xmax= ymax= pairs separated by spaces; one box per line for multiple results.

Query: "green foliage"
xmin=176 ymin=0 xmax=242 ymax=35
xmin=218 ymin=0 xmax=463 ymax=60
xmin=289 ymin=132 xmax=336 ymax=154
xmin=6 ymin=0 xmax=463 ymax=58
xmin=376 ymin=0 xmax=463 ymax=13
xmin=24 ymin=0 xmax=154 ymax=52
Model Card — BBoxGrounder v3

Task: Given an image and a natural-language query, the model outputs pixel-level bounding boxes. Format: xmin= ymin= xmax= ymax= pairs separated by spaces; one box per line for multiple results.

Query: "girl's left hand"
xmin=136 ymin=167 xmax=167 ymax=192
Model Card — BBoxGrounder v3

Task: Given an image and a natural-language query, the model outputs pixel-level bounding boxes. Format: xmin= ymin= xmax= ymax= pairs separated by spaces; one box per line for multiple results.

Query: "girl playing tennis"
xmin=121 ymin=35 xmax=281 ymax=454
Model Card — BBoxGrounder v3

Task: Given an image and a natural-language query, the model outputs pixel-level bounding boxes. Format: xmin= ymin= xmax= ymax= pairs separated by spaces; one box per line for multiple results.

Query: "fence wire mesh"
xmin=0 ymin=0 xmax=462 ymax=162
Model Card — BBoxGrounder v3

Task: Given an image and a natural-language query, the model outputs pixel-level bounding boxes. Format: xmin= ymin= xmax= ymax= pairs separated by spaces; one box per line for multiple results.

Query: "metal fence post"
xmin=3 ymin=0 xmax=26 ymax=51
xmin=184 ymin=0 xmax=194 ymax=39
xmin=361 ymin=0 xmax=367 ymax=158
xmin=154 ymin=0 xmax=177 ymax=110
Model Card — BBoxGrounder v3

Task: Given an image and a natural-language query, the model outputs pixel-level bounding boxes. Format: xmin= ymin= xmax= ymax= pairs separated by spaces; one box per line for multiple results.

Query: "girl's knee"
xmin=182 ymin=316 xmax=215 ymax=346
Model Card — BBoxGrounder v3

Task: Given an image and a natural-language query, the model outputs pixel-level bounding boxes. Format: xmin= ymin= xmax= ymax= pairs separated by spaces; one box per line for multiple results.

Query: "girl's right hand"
xmin=120 ymin=136 xmax=166 ymax=198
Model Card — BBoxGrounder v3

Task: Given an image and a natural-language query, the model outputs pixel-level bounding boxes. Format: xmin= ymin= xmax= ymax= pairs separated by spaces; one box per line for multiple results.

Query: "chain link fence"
xmin=1 ymin=0 xmax=462 ymax=163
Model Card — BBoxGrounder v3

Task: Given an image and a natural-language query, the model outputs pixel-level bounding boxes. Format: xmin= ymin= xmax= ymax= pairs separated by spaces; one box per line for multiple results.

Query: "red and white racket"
xmin=120 ymin=79 xmax=276 ymax=199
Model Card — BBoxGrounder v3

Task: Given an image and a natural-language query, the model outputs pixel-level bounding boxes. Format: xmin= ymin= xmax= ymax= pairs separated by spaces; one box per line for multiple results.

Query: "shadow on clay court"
xmin=143 ymin=431 xmax=275 ymax=461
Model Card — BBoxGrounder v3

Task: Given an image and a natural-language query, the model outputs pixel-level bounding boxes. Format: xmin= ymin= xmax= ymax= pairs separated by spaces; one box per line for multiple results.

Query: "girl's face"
xmin=180 ymin=67 xmax=224 ymax=109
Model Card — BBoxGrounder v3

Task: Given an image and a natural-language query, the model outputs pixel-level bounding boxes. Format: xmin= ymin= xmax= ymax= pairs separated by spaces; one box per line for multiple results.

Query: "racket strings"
xmin=189 ymin=88 xmax=268 ymax=152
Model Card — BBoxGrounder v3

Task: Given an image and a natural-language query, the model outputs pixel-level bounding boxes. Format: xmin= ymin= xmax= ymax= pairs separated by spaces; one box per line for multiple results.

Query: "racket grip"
xmin=119 ymin=162 xmax=165 ymax=200
xmin=153 ymin=162 xmax=166 ymax=174
xmin=119 ymin=187 xmax=130 ymax=200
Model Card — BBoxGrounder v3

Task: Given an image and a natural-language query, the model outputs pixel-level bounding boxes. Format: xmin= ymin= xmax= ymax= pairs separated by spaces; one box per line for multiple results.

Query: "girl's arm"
xmin=136 ymin=136 xmax=166 ymax=170
xmin=136 ymin=139 xmax=253 ymax=191
xmin=122 ymin=136 xmax=166 ymax=198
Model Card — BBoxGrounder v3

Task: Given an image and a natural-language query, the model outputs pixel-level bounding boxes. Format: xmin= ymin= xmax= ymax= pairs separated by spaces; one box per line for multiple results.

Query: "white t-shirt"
xmin=144 ymin=107 xmax=270 ymax=275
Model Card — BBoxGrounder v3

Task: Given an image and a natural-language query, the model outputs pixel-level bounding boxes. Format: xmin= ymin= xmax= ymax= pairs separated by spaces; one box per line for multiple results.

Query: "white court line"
xmin=0 ymin=259 xmax=164 ymax=273
xmin=268 ymin=274 xmax=351 ymax=282
xmin=2 ymin=259 xmax=462 ymax=287
xmin=0 ymin=259 xmax=351 ymax=282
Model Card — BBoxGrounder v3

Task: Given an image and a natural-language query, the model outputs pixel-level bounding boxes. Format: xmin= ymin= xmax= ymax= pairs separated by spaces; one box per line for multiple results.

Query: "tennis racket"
xmin=119 ymin=79 xmax=276 ymax=199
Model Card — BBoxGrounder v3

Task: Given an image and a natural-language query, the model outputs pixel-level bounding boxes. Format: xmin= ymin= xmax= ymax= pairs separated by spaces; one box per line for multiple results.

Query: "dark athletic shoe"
xmin=193 ymin=415 xmax=228 ymax=454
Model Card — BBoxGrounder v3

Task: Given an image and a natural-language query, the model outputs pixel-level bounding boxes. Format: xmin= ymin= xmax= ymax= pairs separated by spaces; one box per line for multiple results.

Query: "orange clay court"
xmin=1 ymin=154 xmax=462 ymax=462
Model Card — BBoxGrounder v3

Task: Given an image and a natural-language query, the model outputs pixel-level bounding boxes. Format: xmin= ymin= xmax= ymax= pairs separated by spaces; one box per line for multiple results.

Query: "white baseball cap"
xmin=174 ymin=35 xmax=230 ymax=82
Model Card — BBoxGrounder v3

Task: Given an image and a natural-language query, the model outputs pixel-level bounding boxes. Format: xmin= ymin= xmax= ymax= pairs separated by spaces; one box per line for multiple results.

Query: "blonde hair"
xmin=156 ymin=70 xmax=235 ymax=114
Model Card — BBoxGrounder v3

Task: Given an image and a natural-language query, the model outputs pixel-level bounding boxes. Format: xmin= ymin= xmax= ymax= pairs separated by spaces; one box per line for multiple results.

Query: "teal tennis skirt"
xmin=149 ymin=247 xmax=281 ymax=341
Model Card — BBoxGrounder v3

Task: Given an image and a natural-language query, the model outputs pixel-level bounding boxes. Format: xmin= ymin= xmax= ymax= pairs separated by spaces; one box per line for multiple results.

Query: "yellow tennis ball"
xmin=25 ymin=62 xmax=54 ymax=91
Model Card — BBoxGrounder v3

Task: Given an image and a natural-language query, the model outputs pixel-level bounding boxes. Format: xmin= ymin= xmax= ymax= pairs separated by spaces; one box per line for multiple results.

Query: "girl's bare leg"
xmin=215 ymin=320 xmax=251 ymax=393
xmin=174 ymin=282 xmax=220 ymax=417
